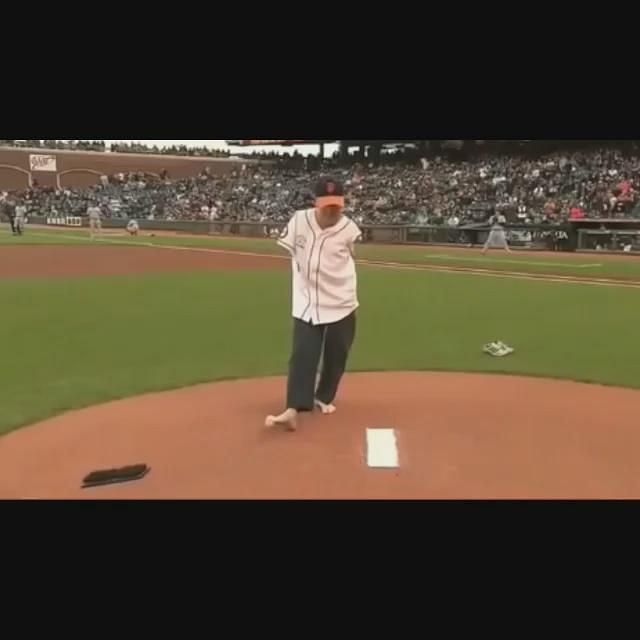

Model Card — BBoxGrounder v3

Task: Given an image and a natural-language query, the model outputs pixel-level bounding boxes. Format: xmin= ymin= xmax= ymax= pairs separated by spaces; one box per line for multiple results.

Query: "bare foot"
xmin=314 ymin=400 xmax=337 ymax=415
xmin=265 ymin=409 xmax=298 ymax=432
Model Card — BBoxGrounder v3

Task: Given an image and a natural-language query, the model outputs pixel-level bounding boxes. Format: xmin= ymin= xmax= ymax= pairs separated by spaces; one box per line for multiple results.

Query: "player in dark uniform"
xmin=2 ymin=199 xmax=17 ymax=235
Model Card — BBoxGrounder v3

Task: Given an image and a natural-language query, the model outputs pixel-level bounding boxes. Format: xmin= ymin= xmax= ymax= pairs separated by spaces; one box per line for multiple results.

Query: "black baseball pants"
xmin=287 ymin=312 xmax=356 ymax=412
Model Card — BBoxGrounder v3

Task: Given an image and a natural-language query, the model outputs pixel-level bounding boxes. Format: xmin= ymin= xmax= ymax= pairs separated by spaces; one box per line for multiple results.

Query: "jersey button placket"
xmin=309 ymin=243 xmax=318 ymax=326
xmin=312 ymin=229 xmax=326 ymax=326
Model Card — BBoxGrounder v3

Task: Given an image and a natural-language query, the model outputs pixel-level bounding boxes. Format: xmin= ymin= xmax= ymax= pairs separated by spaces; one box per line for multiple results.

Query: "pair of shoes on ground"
xmin=483 ymin=341 xmax=515 ymax=357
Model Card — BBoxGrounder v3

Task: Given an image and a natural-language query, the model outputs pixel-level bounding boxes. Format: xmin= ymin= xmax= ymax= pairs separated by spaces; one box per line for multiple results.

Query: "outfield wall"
xmin=0 ymin=147 xmax=249 ymax=190
xmin=27 ymin=216 xmax=580 ymax=251
xmin=16 ymin=215 xmax=640 ymax=255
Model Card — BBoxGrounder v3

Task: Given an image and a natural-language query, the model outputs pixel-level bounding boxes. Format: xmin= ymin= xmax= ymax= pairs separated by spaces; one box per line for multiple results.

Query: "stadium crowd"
xmin=108 ymin=142 xmax=231 ymax=158
xmin=1 ymin=145 xmax=640 ymax=225
xmin=0 ymin=139 xmax=231 ymax=158
xmin=0 ymin=139 xmax=107 ymax=152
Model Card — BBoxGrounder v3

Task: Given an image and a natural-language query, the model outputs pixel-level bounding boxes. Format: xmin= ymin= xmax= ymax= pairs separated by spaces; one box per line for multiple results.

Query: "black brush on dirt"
xmin=82 ymin=464 xmax=150 ymax=489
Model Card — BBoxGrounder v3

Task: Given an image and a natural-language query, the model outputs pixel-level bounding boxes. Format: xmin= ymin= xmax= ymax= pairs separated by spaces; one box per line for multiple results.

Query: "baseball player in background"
xmin=127 ymin=219 xmax=140 ymax=236
xmin=3 ymin=198 xmax=17 ymax=235
xmin=265 ymin=178 xmax=362 ymax=432
xmin=87 ymin=202 xmax=102 ymax=240
xmin=14 ymin=200 xmax=27 ymax=236
xmin=482 ymin=212 xmax=512 ymax=255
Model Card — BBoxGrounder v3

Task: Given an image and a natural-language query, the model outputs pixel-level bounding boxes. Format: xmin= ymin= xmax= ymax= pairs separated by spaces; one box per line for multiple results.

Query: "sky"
xmin=104 ymin=140 xmax=339 ymax=156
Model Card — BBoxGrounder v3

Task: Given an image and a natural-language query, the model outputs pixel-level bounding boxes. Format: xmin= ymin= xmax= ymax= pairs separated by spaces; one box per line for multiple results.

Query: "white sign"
xmin=30 ymin=154 xmax=57 ymax=172
xmin=46 ymin=217 xmax=82 ymax=227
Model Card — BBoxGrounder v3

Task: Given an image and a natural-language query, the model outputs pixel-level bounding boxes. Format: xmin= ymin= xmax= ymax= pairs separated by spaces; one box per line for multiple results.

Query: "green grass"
xmin=0 ymin=232 xmax=93 ymax=247
xmin=1 ymin=261 xmax=640 ymax=436
xmin=4 ymin=227 xmax=640 ymax=280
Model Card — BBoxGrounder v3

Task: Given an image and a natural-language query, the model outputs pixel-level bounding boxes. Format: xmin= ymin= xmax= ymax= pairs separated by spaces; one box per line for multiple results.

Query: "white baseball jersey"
xmin=278 ymin=209 xmax=362 ymax=326
xmin=490 ymin=214 xmax=507 ymax=229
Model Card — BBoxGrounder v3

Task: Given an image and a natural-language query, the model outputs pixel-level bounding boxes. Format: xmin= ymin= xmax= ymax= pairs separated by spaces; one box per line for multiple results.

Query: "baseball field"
xmin=2 ymin=227 xmax=640 ymax=499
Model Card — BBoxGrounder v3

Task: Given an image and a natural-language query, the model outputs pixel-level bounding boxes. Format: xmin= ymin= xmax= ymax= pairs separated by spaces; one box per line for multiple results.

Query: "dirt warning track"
xmin=1 ymin=241 xmax=640 ymax=288
xmin=0 ymin=245 xmax=285 ymax=279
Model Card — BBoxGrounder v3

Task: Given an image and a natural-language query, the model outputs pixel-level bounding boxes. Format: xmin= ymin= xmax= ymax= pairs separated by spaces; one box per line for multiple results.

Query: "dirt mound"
xmin=2 ymin=372 xmax=639 ymax=500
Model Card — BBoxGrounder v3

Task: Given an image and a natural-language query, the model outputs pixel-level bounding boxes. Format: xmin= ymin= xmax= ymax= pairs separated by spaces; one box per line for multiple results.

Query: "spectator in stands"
xmin=569 ymin=204 xmax=586 ymax=220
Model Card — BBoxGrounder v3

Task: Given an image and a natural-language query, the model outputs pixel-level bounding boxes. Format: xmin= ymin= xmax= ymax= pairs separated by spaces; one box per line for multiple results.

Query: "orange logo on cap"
xmin=326 ymin=182 xmax=336 ymax=194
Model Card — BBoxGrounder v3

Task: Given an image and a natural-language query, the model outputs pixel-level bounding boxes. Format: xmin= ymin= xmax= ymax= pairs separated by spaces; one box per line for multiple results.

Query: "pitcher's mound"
xmin=2 ymin=372 xmax=640 ymax=500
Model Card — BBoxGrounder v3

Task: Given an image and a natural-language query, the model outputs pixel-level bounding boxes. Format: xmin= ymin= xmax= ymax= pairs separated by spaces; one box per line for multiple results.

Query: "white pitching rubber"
xmin=366 ymin=429 xmax=399 ymax=469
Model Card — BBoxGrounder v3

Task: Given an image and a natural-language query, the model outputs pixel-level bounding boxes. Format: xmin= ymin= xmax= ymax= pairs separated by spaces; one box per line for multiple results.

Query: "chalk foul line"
xmin=17 ymin=231 xmax=640 ymax=290
xmin=424 ymin=254 xmax=602 ymax=268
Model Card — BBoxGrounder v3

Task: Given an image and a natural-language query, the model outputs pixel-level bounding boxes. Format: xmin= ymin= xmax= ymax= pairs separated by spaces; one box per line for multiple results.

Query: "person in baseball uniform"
xmin=3 ymin=198 xmax=17 ymax=235
xmin=87 ymin=202 xmax=102 ymax=239
xmin=14 ymin=200 xmax=27 ymax=236
xmin=127 ymin=219 xmax=140 ymax=236
xmin=482 ymin=212 xmax=512 ymax=255
xmin=265 ymin=177 xmax=362 ymax=432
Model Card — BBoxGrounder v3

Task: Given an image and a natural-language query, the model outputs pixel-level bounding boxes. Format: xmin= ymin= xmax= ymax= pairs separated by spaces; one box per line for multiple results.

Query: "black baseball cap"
xmin=315 ymin=177 xmax=345 ymax=208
